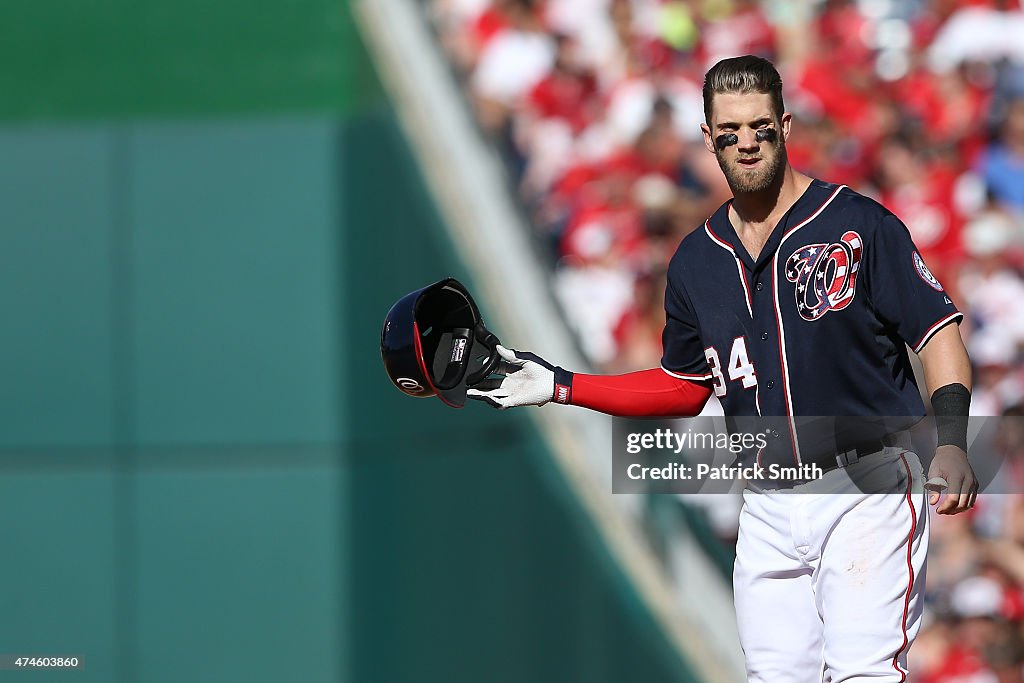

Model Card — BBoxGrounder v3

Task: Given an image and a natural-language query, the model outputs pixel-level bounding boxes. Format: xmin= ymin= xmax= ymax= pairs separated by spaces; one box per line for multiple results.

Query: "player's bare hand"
xmin=926 ymin=445 xmax=978 ymax=514
xmin=467 ymin=345 xmax=557 ymax=409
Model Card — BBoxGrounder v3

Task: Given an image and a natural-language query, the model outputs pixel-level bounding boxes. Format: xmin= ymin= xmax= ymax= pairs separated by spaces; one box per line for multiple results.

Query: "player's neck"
xmin=731 ymin=166 xmax=811 ymax=228
xmin=728 ymin=167 xmax=812 ymax=261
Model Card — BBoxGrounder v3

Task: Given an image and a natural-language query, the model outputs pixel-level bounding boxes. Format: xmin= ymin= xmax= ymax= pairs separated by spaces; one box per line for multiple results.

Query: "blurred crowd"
xmin=430 ymin=0 xmax=1024 ymax=416
xmin=913 ymin=408 xmax=1024 ymax=682
xmin=429 ymin=0 xmax=1024 ymax=678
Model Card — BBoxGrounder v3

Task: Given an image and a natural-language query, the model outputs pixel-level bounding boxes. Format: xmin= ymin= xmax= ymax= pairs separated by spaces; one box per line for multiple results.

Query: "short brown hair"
xmin=702 ymin=55 xmax=785 ymax=124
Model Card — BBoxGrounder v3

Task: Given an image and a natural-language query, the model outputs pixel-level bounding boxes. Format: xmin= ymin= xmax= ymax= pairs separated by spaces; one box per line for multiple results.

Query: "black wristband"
xmin=553 ymin=367 xmax=574 ymax=404
xmin=931 ymin=382 xmax=970 ymax=452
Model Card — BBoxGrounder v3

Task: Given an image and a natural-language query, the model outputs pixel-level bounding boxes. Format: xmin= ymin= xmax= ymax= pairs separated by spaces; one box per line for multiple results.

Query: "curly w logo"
xmin=785 ymin=231 xmax=863 ymax=322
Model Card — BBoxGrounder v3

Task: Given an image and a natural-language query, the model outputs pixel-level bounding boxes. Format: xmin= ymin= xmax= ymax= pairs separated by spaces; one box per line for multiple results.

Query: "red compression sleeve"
xmin=569 ymin=368 xmax=713 ymax=417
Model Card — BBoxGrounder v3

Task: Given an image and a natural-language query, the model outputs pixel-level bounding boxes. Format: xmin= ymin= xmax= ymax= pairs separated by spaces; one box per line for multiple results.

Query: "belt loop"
xmin=837 ymin=449 xmax=860 ymax=468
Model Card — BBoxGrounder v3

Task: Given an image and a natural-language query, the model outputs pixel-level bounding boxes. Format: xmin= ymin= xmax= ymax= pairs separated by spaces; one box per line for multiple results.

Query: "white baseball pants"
xmin=733 ymin=450 xmax=929 ymax=682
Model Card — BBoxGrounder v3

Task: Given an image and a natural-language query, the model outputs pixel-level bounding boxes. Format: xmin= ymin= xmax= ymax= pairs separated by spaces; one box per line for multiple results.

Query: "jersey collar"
xmin=708 ymin=179 xmax=839 ymax=272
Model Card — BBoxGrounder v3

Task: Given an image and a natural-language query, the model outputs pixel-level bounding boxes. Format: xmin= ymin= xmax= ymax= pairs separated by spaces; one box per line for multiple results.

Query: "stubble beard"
xmin=717 ymin=140 xmax=787 ymax=195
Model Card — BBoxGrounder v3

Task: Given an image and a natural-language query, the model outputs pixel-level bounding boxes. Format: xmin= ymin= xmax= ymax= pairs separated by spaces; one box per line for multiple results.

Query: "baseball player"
xmin=469 ymin=55 xmax=978 ymax=681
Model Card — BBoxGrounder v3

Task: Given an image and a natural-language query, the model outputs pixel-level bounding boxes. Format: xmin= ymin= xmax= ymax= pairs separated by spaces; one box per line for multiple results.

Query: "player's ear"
xmin=781 ymin=112 xmax=793 ymax=141
xmin=701 ymin=123 xmax=716 ymax=154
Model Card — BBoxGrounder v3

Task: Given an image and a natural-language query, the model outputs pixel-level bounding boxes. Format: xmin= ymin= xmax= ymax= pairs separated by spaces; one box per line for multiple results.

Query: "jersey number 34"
xmin=705 ymin=337 xmax=757 ymax=397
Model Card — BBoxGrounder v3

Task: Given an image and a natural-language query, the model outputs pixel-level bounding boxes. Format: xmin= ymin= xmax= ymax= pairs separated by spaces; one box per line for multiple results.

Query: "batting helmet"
xmin=380 ymin=278 xmax=502 ymax=407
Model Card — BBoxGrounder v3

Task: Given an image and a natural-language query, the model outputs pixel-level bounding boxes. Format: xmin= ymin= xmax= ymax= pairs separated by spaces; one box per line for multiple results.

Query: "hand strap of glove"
xmin=511 ymin=352 xmax=574 ymax=404
xmin=932 ymin=382 xmax=970 ymax=452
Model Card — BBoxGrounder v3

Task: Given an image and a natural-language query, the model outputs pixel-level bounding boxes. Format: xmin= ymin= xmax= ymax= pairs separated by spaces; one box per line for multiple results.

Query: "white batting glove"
xmin=467 ymin=345 xmax=571 ymax=409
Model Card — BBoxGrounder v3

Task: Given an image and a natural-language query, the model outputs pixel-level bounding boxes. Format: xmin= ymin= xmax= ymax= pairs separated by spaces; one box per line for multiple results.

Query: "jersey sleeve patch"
xmin=912 ymin=251 xmax=944 ymax=291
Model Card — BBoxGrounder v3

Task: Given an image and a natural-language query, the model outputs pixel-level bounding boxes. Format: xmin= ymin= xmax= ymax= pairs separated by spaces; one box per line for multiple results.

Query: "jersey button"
xmin=756 ymin=282 xmax=763 ymax=291
xmin=767 ymin=380 xmax=774 ymax=389
xmin=760 ymin=332 xmax=769 ymax=341
xmin=771 ymin=430 xmax=780 ymax=438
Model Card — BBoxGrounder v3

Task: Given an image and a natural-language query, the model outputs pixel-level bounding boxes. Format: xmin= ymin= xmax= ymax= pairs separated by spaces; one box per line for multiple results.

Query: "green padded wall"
xmin=134 ymin=463 xmax=341 ymax=683
xmin=129 ymin=121 xmax=341 ymax=444
xmin=0 ymin=471 xmax=118 ymax=677
xmin=0 ymin=121 xmax=345 ymax=683
xmin=0 ymin=0 xmax=379 ymax=120
xmin=0 ymin=128 xmax=115 ymax=447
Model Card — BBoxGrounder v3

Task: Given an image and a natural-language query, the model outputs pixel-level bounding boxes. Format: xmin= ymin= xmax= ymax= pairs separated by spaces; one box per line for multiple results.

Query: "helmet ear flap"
xmin=431 ymin=327 xmax=473 ymax=390
xmin=464 ymin=322 xmax=501 ymax=387
xmin=380 ymin=278 xmax=501 ymax=407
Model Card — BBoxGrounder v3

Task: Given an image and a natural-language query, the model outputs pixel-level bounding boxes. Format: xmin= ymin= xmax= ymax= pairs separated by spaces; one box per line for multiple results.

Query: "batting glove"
xmin=467 ymin=345 xmax=573 ymax=409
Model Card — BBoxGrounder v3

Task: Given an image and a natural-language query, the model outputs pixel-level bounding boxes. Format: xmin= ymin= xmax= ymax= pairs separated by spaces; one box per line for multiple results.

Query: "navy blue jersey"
xmin=661 ymin=180 xmax=962 ymax=422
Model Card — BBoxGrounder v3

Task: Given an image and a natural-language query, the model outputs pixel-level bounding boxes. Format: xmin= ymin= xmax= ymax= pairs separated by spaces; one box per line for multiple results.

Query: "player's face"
xmin=701 ymin=92 xmax=791 ymax=194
